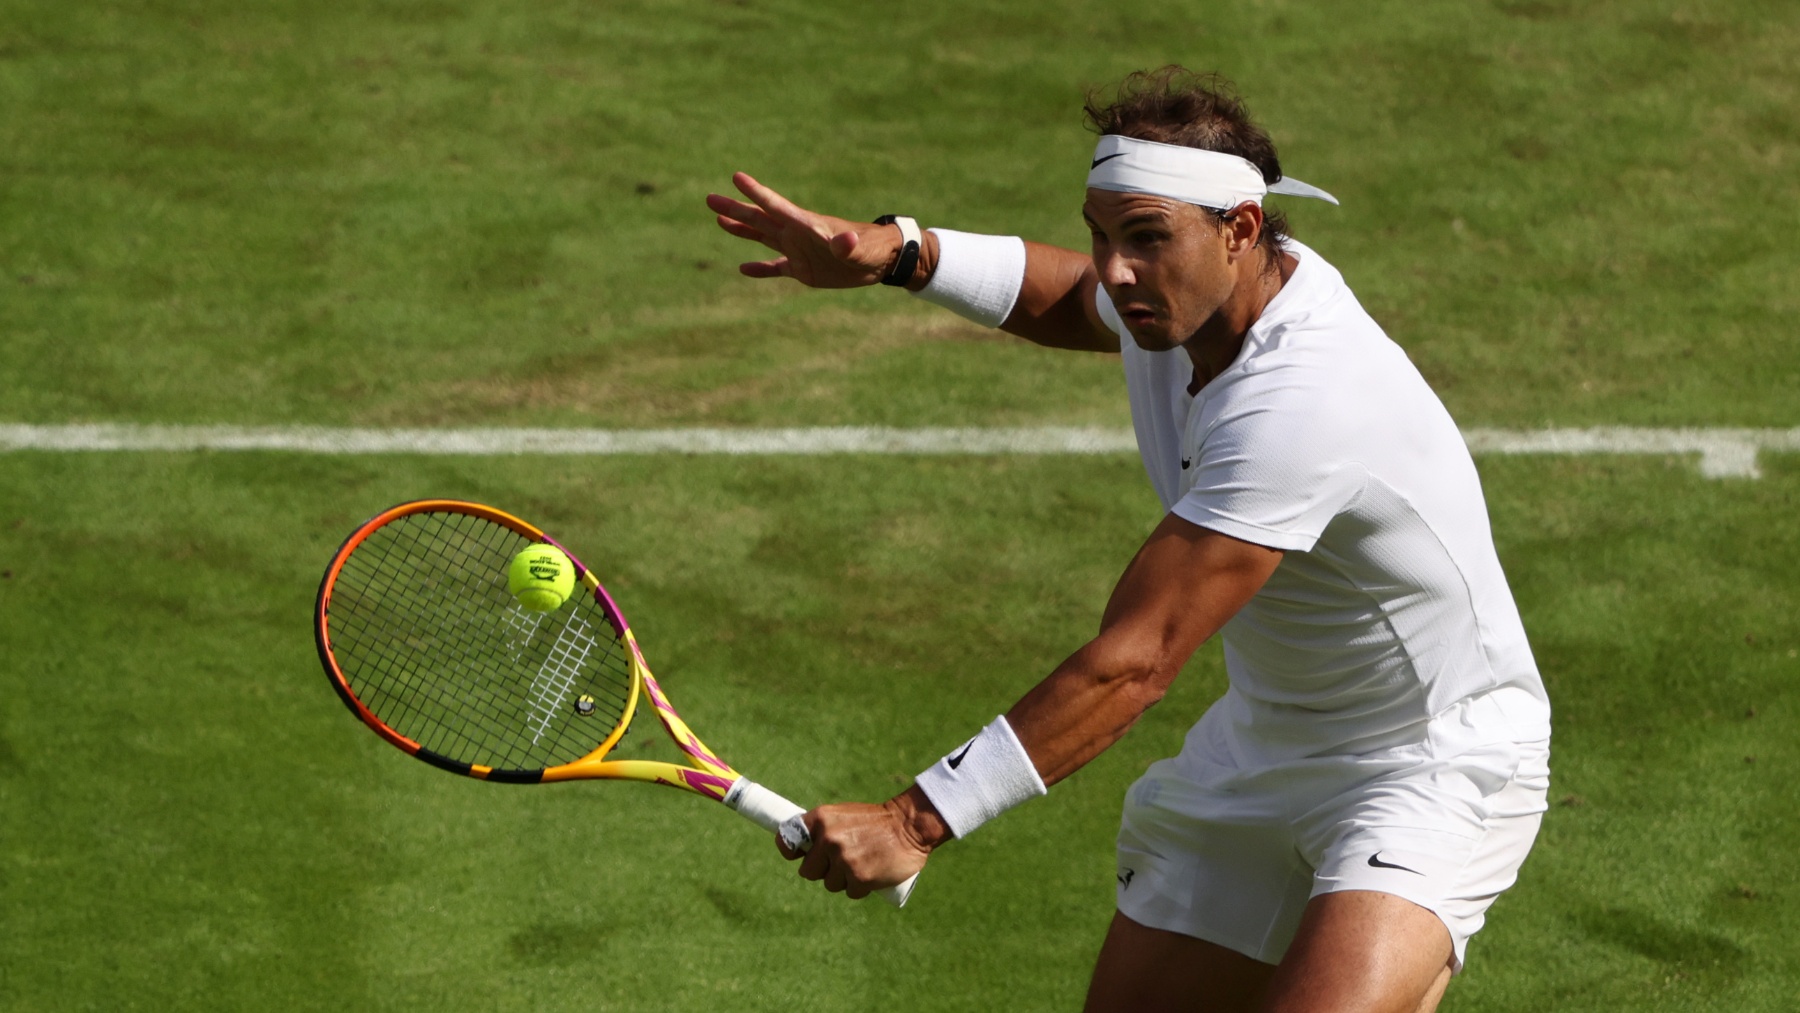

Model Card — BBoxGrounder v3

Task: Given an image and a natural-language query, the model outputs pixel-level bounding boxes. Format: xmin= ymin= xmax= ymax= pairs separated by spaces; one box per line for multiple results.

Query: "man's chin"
xmin=1125 ymin=323 xmax=1180 ymax=351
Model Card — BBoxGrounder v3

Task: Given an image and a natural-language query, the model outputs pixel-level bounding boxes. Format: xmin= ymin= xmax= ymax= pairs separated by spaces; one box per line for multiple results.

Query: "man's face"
xmin=1082 ymin=189 xmax=1246 ymax=351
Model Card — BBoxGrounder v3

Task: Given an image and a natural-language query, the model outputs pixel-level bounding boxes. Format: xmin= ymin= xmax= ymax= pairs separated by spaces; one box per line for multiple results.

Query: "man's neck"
xmin=1184 ymin=251 xmax=1298 ymax=396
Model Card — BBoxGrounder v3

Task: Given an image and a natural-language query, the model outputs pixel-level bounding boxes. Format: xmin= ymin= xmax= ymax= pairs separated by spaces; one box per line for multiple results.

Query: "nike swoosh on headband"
xmin=1087 ymin=134 xmax=1339 ymax=209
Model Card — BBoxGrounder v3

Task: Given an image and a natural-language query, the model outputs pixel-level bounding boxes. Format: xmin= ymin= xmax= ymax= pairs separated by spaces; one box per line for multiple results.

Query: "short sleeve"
xmin=1171 ymin=383 xmax=1370 ymax=553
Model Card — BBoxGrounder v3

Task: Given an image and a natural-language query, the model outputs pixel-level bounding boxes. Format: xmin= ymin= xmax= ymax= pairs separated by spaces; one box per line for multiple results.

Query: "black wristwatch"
xmin=874 ymin=215 xmax=922 ymax=286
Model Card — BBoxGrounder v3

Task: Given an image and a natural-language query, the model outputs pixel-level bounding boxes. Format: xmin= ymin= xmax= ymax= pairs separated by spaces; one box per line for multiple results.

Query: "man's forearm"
xmin=890 ymin=640 xmax=1168 ymax=853
xmin=1005 ymin=635 xmax=1172 ymax=787
xmin=892 ymin=225 xmax=1112 ymax=352
xmin=914 ymin=521 xmax=1280 ymax=811
xmin=1001 ymin=241 xmax=1114 ymax=351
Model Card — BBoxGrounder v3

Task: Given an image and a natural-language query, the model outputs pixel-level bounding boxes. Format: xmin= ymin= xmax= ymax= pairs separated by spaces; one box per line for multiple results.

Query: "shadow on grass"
xmin=506 ymin=920 xmax=617 ymax=966
xmin=1570 ymin=904 xmax=1749 ymax=985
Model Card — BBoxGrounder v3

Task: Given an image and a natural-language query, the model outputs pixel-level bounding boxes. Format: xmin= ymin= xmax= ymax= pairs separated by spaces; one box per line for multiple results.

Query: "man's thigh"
xmin=1263 ymin=890 xmax=1453 ymax=1013
xmin=1083 ymin=911 xmax=1277 ymax=1013
xmin=1083 ymin=892 xmax=1453 ymax=1013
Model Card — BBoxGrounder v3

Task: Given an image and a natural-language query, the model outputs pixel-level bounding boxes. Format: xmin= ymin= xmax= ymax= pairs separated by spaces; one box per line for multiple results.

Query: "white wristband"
xmin=910 ymin=229 xmax=1026 ymax=328
xmin=913 ymin=715 xmax=1046 ymax=839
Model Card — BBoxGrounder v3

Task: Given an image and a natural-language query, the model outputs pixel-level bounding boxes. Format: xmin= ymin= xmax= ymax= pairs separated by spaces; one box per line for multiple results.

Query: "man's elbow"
xmin=1085 ymin=640 xmax=1180 ymax=711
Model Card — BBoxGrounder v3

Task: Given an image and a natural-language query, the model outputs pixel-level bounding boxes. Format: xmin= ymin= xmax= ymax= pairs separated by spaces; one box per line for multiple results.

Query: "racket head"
xmin=315 ymin=500 xmax=645 ymax=782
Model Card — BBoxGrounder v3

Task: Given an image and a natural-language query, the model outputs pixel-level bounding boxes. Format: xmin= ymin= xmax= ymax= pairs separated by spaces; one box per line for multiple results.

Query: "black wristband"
xmin=874 ymin=215 xmax=921 ymax=287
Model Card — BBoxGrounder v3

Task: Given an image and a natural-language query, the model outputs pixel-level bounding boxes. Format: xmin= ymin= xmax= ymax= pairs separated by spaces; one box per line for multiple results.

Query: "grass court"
xmin=1 ymin=1 xmax=1796 ymax=1009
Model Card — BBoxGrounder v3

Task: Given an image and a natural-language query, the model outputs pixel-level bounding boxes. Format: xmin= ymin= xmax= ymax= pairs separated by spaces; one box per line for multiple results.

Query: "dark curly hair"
xmin=1084 ymin=67 xmax=1291 ymax=269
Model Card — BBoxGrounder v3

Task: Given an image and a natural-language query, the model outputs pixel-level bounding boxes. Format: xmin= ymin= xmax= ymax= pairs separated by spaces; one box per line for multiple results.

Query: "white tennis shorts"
xmin=1115 ymin=697 xmax=1550 ymax=970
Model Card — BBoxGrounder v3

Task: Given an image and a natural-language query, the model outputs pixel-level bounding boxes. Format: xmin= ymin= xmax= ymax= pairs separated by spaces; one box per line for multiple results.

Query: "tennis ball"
xmin=507 ymin=544 xmax=576 ymax=612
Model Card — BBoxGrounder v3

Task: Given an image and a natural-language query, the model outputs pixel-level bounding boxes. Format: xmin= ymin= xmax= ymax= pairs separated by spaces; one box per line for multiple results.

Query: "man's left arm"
xmin=788 ymin=512 xmax=1283 ymax=897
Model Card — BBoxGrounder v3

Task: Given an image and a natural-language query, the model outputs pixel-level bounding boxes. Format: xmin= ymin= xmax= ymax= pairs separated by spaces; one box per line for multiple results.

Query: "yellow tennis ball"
xmin=507 ymin=544 xmax=576 ymax=612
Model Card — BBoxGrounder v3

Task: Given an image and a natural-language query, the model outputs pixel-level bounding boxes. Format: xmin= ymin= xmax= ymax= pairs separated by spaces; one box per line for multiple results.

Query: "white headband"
xmin=1086 ymin=134 xmax=1338 ymax=210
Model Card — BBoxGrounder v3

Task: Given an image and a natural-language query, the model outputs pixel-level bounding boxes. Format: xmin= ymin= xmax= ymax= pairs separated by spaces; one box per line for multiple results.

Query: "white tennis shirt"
xmin=1096 ymin=239 xmax=1551 ymax=766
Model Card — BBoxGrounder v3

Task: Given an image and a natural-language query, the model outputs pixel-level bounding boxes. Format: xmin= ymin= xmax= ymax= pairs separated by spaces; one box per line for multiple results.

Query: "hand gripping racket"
xmin=314 ymin=499 xmax=918 ymax=906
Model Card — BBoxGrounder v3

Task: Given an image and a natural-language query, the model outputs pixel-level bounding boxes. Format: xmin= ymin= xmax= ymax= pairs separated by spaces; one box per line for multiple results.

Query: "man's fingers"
xmin=775 ymin=834 xmax=802 ymax=861
xmin=703 ymin=190 xmax=753 ymax=215
xmin=705 ymin=195 xmax=784 ymax=241
xmin=714 ymin=214 xmax=759 ymax=239
xmin=716 ymin=215 xmax=777 ymax=249
xmin=706 ymin=192 xmax=779 ymax=231
xmin=739 ymin=259 xmax=788 ymax=279
xmin=732 ymin=171 xmax=809 ymax=225
xmin=796 ymin=843 xmax=829 ymax=882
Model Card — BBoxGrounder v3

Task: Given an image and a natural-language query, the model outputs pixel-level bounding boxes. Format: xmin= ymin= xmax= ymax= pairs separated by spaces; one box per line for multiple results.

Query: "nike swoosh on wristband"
xmin=1367 ymin=852 xmax=1424 ymax=875
xmin=1090 ymin=152 xmax=1126 ymax=169
xmin=946 ymin=741 xmax=975 ymax=770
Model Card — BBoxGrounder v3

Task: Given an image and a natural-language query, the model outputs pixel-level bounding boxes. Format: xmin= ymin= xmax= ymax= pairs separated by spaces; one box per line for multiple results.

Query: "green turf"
xmin=1 ymin=0 xmax=1795 ymax=428
xmin=2 ymin=0 xmax=1798 ymax=1009
xmin=1 ymin=453 xmax=1797 ymax=1011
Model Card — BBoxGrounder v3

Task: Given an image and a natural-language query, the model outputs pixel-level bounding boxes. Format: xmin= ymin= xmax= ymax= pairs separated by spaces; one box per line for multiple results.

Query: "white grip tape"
xmin=910 ymin=229 xmax=1026 ymax=328
xmin=723 ymin=777 xmax=805 ymax=833
xmin=723 ymin=777 xmax=919 ymax=907
xmin=913 ymin=715 xmax=1046 ymax=839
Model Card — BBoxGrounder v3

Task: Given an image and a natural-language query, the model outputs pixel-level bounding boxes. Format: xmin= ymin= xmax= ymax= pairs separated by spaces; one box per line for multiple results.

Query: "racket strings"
xmin=326 ymin=510 xmax=634 ymax=772
xmin=334 ymin=514 xmax=631 ymax=767
xmin=335 ymin=517 xmax=545 ymax=746
xmin=334 ymin=517 xmax=562 ymax=762
xmin=349 ymin=512 xmax=635 ymax=762
xmin=359 ymin=515 xmax=587 ymax=740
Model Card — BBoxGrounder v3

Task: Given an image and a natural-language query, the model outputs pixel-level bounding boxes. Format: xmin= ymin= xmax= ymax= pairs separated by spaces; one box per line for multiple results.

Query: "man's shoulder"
xmin=1257 ymin=239 xmax=1386 ymax=343
xmin=1228 ymin=245 xmax=1419 ymax=411
xmin=1202 ymin=326 xmax=1446 ymax=456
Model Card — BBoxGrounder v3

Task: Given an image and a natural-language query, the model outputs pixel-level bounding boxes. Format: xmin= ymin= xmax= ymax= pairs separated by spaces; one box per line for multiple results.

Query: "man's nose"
xmin=1097 ymin=251 xmax=1136 ymax=288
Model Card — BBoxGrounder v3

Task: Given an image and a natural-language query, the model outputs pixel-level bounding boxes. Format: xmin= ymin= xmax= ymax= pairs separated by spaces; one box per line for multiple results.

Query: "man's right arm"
xmin=787 ymin=513 xmax=1284 ymax=896
xmin=706 ymin=173 xmax=1117 ymax=353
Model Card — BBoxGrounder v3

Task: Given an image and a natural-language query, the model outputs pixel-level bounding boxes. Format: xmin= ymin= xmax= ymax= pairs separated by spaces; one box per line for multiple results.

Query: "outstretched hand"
xmin=705 ymin=172 xmax=898 ymax=288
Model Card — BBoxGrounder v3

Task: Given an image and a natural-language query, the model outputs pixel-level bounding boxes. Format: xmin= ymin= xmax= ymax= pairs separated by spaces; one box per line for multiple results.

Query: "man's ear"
xmin=1224 ymin=202 xmax=1265 ymax=261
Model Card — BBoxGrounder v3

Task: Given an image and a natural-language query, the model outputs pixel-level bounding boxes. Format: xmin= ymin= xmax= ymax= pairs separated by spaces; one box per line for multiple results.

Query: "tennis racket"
xmin=314 ymin=498 xmax=918 ymax=906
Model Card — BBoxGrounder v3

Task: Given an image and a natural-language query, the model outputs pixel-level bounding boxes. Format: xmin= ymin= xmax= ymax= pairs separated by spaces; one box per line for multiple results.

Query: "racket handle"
xmin=723 ymin=777 xmax=920 ymax=908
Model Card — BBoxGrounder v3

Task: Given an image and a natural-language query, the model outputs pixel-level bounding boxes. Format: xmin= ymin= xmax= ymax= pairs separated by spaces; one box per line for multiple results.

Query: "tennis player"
xmin=707 ymin=67 xmax=1550 ymax=1013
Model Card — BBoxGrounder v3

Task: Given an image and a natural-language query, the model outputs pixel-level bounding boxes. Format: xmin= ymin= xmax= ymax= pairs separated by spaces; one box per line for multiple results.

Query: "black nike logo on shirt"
xmin=1367 ymin=852 xmax=1423 ymax=875
xmin=1091 ymin=152 xmax=1126 ymax=169
xmin=946 ymin=741 xmax=975 ymax=770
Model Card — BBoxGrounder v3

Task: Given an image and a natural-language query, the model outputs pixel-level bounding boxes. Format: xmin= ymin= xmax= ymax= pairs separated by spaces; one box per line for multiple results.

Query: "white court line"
xmin=0 ymin=424 xmax=1138 ymax=456
xmin=1462 ymin=427 xmax=1800 ymax=480
xmin=1 ymin=424 xmax=1797 ymax=478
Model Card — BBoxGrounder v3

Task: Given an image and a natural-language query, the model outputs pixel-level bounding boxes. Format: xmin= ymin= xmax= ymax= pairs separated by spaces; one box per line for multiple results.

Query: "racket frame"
xmin=315 ymin=498 xmax=917 ymax=906
xmin=315 ymin=499 xmax=738 ymax=795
